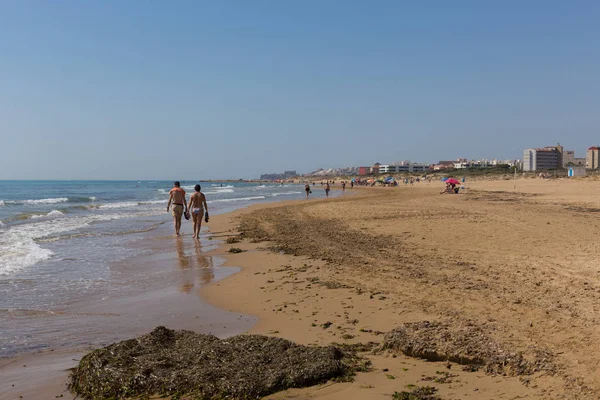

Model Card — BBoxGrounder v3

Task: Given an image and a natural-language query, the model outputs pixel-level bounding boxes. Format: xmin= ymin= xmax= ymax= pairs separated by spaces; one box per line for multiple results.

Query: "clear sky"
xmin=1 ymin=1 xmax=600 ymax=180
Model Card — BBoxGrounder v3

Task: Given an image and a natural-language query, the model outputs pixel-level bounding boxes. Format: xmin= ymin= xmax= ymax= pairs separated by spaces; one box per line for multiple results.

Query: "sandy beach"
xmin=3 ymin=178 xmax=600 ymax=399
xmin=203 ymin=178 xmax=600 ymax=399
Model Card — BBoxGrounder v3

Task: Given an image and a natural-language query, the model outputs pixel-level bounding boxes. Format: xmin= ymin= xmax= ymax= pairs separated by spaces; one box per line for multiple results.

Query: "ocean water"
xmin=0 ymin=180 xmax=334 ymax=356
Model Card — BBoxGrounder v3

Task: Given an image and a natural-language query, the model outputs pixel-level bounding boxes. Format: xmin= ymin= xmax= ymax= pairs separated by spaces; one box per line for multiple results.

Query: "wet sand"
xmin=0 ymin=222 xmax=255 ymax=399
xmin=5 ymin=178 xmax=600 ymax=399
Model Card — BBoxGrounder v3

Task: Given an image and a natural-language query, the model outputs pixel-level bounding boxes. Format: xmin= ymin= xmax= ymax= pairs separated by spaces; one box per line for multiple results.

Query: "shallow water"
xmin=0 ymin=180 xmax=337 ymax=357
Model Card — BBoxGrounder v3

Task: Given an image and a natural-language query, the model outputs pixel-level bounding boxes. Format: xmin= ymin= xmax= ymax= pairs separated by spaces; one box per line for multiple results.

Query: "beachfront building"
xmin=522 ymin=145 xmax=562 ymax=171
xmin=379 ymin=164 xmax=429 ymax=173
xmin=586 ymin=147 xmax=600 ymax=169
xmin=433 ymin=161 xmax=456 ymax=170
xmin=358 ymin=166 xmax=370 ymax=176
xmin=563 ymin=151 xmax=575 ymax=167
xmin=568 ymin=166 xmax=587 ymax=177
xmin=378 ymin=164 xmax=393 ymax=173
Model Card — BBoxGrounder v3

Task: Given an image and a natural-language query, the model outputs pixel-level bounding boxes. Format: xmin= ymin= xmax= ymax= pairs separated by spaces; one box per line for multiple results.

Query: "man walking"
xmin=167 ymin=181 xmax=188 ymax=236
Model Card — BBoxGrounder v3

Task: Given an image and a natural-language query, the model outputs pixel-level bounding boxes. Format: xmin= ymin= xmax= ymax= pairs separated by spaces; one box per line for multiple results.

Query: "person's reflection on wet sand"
xmin=194 ymin=239 xmax=215 ymax=284
xmin=176 ymin=237 xmax=193 ymax=293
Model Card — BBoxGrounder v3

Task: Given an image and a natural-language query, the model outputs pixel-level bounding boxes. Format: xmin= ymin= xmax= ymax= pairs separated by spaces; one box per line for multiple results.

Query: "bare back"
xmin=189 ymin=192 xmax=206 ymax=209
xmin=169 ymin=188 xmax=186 ymax=204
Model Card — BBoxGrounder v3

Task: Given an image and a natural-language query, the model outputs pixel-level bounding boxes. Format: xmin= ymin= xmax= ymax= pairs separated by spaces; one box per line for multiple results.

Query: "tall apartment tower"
xmin=523 ymin=146 xmax=561 ymax=171
xmin=587 ymin=147 xmax=600 ymax=169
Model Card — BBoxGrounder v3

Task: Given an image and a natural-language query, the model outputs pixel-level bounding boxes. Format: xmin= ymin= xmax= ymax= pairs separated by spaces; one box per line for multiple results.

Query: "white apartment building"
xmin=379 ymin=164 xmax=429 ymax=173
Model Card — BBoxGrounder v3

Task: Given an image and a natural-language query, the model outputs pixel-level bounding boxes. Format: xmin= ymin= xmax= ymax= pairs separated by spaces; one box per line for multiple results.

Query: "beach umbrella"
xmin=445 ymin=178 xmax=461 ymax=185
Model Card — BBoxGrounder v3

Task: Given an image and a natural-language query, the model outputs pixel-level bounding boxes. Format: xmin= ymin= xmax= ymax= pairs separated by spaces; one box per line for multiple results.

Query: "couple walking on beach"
xmin=167 ymin=181 xmax=209 ymax=238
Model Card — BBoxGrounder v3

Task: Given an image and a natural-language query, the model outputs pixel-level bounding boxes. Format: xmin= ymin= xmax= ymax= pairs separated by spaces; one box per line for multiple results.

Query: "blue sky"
xmin=1 ymin=1 xmax=600 ymax=179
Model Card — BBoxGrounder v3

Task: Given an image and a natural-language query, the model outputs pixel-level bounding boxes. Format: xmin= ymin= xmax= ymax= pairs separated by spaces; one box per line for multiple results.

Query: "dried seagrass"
xmin=69 ymin=326 xmax=357 ymax=399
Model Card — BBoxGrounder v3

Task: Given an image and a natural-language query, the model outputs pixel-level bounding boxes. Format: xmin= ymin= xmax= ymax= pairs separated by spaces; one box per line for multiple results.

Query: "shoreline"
xmin=5 ymin=180 xmax=600 ymax=398
xmin=0 ymin=191 xmax=345 ymax=399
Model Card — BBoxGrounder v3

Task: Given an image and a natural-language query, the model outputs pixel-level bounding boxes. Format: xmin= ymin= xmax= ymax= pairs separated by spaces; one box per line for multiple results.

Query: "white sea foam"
xmin=271 ymin=191 xmax=302 ymax=197
xmin=157 ymin=189 xmax=168 ymax=194
xmin=209 ymin=196 xmax=266 ymax=203
xmin=88 ymin=196 xmax=97 ymax=201
xmin=96 ymin=199 xmax=167 ymax=209
xmin=22 ymin=197 xmax=69 ymax=205
xmin=97 ymin=202 xmax=139 ymax=209
xmin=0 ymin=200 xmax=5 ymax=207
xmin=0 ymin=213 xmax=128 ymax=276
xmin=30 ymin=210 xmax=65 ymax=219
xmin=140 ymin=200 xmax=166 ymax=205
xmin=204 ymin=188 xmax=234 ymax=195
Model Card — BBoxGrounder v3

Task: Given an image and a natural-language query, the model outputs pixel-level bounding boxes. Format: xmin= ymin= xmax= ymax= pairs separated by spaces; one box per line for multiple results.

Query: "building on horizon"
xmin=586 ymin=147 xmax=600 ymax=169
xmin=563 ymin=150 xmax=575 ymax=167
xmin=522 ymin=144 xmax=563 ymax=171
xmin=260 ymin=170 xmax=297 ymax=181
xmin=370 ymin=163 xmax=381 ymax=174
xmin=357 ymin=166 xmax=370 ymax=176
xmin=379 ymin=163 xmax=429 ymax=173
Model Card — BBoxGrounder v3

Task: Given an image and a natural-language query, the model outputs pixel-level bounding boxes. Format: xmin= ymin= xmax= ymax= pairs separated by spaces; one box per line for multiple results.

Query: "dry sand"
xmin=3 ymin=178 xmax=600 ymax=399
xmin=202 ymin=178 xmax=600 ymax=399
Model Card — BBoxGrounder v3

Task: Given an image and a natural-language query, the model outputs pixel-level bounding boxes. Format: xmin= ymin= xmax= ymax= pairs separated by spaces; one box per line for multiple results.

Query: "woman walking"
xmin=188 ymin=184 xmax=208 ymax=239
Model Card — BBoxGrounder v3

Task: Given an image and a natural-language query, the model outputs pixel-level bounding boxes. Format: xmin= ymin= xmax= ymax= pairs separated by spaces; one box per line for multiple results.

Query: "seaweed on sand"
xmin=69 ymin=326 xmax=362 ymax=399
xmin=381 ymin=321 xmax=554 ymax=376
xmin=392 ymin=386 xmax=441 ymax=400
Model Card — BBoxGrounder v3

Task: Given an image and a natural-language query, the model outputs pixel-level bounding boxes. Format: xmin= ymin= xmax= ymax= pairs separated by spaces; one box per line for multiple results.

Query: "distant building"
xmin=568 ymin=166 xmax=587 ymax=177
xmin=358 ymin=166 xmax=370 ymax=176
xmin=563 ymin=150 xmax=575 ymax=167
xmin=587 ymin=147 xmax=600 ymax=169
xmin=370 ymin=163 xmax=381 ymax=174
xmin=379 ymin=164 xmax=429 ymax=173
xmin=523 ymin=145 xmax=562 ymax=171
xmin=378 ymin=164 xmax=393 ymax=174
xmin=260 ymin=170 xmax=297 ymax=181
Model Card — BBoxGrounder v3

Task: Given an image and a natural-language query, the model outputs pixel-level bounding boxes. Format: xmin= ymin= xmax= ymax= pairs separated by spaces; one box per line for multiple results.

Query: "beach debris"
xmin=228 ymin=247 xmax=244 ymax=253
xmin=392 ymin=385 xmax=441 ymax=400
xmin=69 ymin=326 xmax=364 ymax=399
xmin=422 ymin=371 xmax=457 ymax=384
xmin=381 ymin=321 xmax=554 ymax=376
xmin=225 ymin=236 xmax=241 ymax=244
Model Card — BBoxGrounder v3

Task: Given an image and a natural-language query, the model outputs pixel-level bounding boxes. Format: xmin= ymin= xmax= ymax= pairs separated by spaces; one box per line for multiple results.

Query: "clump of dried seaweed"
xmin=381 ymin=321 xmax=554 ymax=376
xmin=69 ymin=326 xmax=362 ymax=399
xmin=392 ymin=386 xmax=441 ymax=400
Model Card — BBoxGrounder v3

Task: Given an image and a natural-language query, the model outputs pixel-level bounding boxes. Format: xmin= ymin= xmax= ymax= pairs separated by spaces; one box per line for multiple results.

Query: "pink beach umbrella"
xmin=445 ymin=178 xmax=461 ymax=185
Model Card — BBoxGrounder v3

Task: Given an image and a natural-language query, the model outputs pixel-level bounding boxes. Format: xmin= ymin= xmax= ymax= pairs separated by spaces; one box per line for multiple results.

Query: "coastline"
xmin=5 ymin=180 xmax=600 ymax=398
xmin=0 ymin=190 xmax=343 ymax=399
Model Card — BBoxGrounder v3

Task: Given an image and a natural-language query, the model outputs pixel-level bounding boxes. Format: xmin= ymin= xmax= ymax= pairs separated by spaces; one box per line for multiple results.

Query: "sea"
xmin=0 ymin=180 xmax=333 ymax=357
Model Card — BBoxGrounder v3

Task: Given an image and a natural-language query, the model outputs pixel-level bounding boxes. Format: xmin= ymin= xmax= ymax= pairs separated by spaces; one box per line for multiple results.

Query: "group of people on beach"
xmin=304 ymin=180 xmax=353 ymax=198
xmin=167 ymin=181 xmax=209 ymax=237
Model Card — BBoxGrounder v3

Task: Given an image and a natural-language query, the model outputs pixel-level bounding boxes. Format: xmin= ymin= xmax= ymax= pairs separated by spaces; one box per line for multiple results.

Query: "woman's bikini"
xmin=191 ymin=193 xmax=204 ymax=215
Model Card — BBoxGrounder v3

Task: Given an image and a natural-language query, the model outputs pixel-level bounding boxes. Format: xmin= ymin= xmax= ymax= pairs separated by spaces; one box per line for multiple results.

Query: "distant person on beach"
xmin=305 ymin=184 xmax=311 ymax=198
xmin=325 ymin=182 xmax=331 ymax=197
xmin=341 ymin=182 xmax=346 ymax=192
xmin=167 ymin=181 xmax=188 ymax=236
xmin=188 ymin=184 xmax=208 ymax=239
